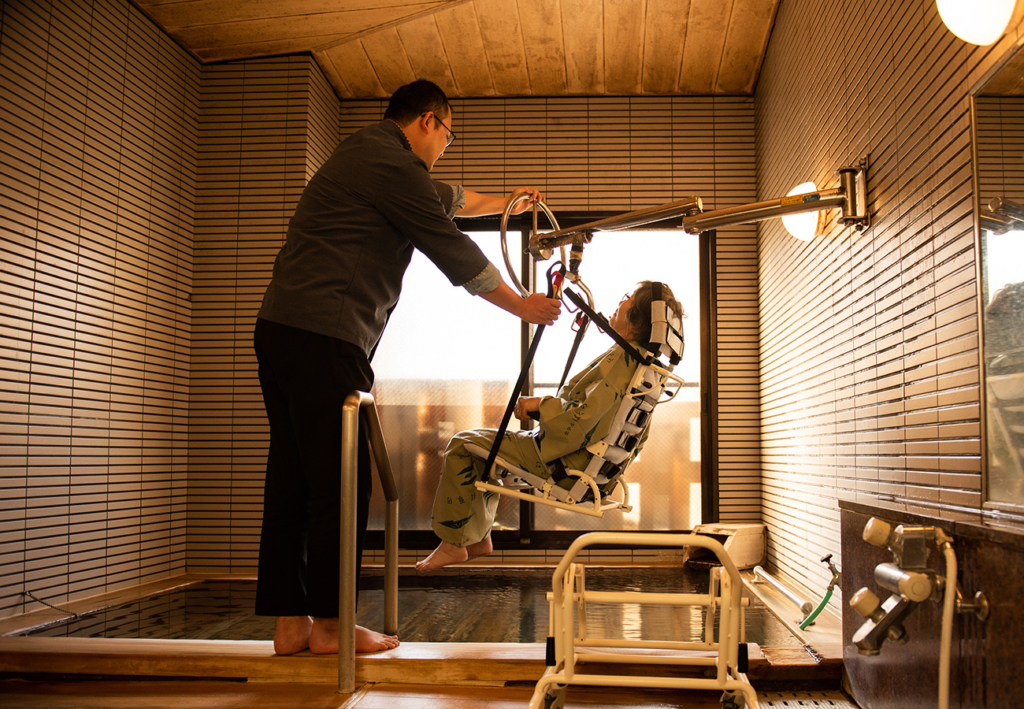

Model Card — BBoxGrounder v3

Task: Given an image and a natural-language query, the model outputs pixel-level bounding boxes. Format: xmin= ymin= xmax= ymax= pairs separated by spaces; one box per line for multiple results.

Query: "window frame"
xmin=364 ymin=213 xmax=718 ymax=551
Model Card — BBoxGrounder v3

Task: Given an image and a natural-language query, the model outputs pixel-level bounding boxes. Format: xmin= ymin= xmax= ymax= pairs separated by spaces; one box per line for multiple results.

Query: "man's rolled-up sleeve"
xmin=462 ymin=262 xmax=503 ymax=295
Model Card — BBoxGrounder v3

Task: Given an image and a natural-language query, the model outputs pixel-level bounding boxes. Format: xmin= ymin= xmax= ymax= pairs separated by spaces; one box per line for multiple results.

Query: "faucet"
xmin=850 ymin=518 xmax=946 ymax=655
xmin=798 ymin=554 xmax=842 ymax=630
xmin=850 ymin=517 xmax=990 ymax=709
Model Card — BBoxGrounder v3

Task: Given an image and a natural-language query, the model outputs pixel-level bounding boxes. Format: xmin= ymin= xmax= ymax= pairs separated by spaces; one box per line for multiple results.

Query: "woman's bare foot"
xmin=415 ymin=536 xmax=493 ymax=572
xmin=466 ymin=536 xmax=493 ymax=561
xmin=308 ymin=618 xmax=400 ymax=654
xmin=415 ymin=541 xmax=468 ymax=571
xmin=274 ymin=615 xmax=312 ymax=655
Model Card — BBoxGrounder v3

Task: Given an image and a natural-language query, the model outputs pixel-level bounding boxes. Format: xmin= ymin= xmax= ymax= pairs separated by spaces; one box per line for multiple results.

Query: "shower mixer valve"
xmin=850 ymin=517 xmax=989 ymax=656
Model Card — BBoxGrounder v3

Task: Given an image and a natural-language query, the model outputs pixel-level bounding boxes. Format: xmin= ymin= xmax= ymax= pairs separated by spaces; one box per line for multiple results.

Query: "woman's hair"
xmin=383 ymin=80 xmax=451 ymax=126
xmin=625 ymin=281 xmax=685 ymax=346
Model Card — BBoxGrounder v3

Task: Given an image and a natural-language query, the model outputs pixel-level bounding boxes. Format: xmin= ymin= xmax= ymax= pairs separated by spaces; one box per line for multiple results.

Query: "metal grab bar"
xmin=338 ymin=391 xmax=399 ymax=694
xmin=752 ymin=565 xmax=813 ymax=618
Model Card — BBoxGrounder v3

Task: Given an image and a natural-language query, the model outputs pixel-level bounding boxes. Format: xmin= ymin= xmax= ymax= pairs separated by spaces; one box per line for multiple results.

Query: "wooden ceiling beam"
xmin=519 ymin=0 xmax=569 ymax=95
xmin=433 ymin=3 xmax=496 ymax=97
xmin=678 ymin=0 xmax=734 ymax=94
xmin=561 ymin=0 xmax=605 ymax=94
xmin=603 ymin=0 xmax=645 ymax=95
xmin=642 ymin=0 xmax=691 ymax=94
xmin=476 ymin=0 xmax=532 ymax=96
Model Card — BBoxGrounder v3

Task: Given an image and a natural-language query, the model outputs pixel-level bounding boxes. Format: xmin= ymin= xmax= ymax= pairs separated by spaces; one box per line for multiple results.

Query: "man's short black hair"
xmin=384 ymin=80 xmax=451 ymax=126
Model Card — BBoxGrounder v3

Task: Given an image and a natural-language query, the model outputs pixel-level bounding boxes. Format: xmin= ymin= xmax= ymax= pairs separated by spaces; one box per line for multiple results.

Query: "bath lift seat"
xmin=469 ymin=286 xmax=685 ymax=518
xmin=530 ymin=532 xmax=759 ymax=709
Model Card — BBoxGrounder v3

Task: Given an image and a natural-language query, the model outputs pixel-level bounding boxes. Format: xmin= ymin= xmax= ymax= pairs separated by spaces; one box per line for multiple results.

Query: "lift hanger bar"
xmin=530 ymin=159 xmax=870 ymax=259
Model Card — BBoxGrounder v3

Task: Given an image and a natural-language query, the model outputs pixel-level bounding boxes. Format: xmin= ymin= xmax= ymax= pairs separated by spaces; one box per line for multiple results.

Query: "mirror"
xmin=975 ymin=48 xmax=1024 ymax=511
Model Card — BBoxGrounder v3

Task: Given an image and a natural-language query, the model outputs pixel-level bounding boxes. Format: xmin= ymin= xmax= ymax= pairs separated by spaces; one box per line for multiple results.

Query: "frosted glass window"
xmin=532 ymin=229 xmax=702 ymax=531
xmin=369 ymin=232 xmax=522 ymax=531
xmin=368 ymin=227 xmax=702 ymax=534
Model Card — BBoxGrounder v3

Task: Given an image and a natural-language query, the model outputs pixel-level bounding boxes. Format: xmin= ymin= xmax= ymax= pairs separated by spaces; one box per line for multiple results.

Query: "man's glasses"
xmin=428 ymin=113 xmax=456 ymax=148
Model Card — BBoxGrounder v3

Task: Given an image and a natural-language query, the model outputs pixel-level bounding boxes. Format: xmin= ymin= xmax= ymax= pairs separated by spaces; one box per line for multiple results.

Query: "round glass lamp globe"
xmin=781 ymin=182 xmax=821 ymax=242
xmin=937 ymin=0 xmax=1016 ymax=45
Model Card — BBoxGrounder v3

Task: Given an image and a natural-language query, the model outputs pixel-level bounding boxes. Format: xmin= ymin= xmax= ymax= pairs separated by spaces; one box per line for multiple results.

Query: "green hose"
xmin=799 ymin=587 xmax=833 ymax=630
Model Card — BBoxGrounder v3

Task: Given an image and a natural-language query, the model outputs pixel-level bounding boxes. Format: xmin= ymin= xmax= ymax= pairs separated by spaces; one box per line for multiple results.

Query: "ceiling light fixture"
xmin=937 ymin=0 xmax=1017 ymax=45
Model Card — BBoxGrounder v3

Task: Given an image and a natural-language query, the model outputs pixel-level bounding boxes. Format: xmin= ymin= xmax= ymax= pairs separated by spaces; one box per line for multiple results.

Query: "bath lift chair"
xmin=465 ymin=284 xmax=686 ymax=518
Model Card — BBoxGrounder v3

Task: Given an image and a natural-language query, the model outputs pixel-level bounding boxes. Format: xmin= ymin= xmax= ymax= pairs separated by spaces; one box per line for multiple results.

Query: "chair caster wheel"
xmin=721 ymin=690 xmax=745 ymax=709
xmin=544 ymin=686 xmax=566 ymax=709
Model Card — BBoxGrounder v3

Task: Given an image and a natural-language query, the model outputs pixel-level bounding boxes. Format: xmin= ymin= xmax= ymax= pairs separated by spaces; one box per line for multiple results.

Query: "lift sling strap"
xmin=483 ymin=282 xmax=647 ymax=482
xmin=561 ymin=288 xmax=652 ymax=366
xmin=556 ymin=311 xmax=590 ymax=393
xmin=481 ymin=263 xmax=566 ymax=481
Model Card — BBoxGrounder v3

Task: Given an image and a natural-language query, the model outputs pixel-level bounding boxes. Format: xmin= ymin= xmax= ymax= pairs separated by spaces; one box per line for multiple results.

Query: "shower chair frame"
xmin=529 ymin=531 xmax=758 ymax=709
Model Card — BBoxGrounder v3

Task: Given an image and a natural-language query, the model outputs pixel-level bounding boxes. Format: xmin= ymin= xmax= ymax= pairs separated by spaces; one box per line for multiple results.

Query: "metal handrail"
xmin=338 ymin=390 xmax=399 ymax=694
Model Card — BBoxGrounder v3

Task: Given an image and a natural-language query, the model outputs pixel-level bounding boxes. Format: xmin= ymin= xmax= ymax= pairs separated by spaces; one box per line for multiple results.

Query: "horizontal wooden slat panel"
xmin=0 ymin=0 xmax=195 ymax=618
xmin=754 ymin=0 xmax=1011 ymax=609
xmin=186 ymin=56 xmax=332 ymax=574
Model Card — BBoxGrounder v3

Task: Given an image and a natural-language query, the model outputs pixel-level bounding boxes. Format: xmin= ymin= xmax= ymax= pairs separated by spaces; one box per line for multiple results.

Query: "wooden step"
xmin=0 ymin=635 xmax=838 ymax=685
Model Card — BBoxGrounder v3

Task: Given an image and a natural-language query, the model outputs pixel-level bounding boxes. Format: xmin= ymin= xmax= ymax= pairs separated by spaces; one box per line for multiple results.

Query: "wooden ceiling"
xmin=134 ymin=0 xmax=780 ymax=99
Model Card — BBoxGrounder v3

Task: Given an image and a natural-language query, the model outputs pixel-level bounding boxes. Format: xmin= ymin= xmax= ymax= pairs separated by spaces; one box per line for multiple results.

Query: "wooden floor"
xmin=0 ymin=680 xmax=750 ymax=709
xmin=0 ymin=568 xmax=850 ymax=707
xmin=0 ymin=636 xmax=842 ymax=685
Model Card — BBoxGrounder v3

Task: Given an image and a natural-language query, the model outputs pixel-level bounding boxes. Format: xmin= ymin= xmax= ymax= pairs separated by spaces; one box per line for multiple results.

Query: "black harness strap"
xmin=556 ymin=312 xmax=590 ymax=392
xmin=562 ymin=288 xmax=652 ymax=366
xmin=482 ymin=264 xmax=566 ymax=481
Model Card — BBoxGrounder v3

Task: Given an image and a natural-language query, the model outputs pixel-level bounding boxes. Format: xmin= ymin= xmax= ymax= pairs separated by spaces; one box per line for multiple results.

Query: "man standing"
xmin=254 ymin=80 xmax=560 ymax=655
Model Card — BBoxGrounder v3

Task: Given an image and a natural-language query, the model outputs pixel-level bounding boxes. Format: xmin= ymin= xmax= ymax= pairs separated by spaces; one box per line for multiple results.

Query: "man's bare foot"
xmin=274 ymin=615 xmax=312 ymax=655
xmin=466 ymin=536 xmax=493 ymax=561
xmin=308 ymin=618 xmax=399 ymax=654
xmin=415 ymin=541 xmax=468 ymax=572
xmin=355 ymin=625 xmax=400 ymax=653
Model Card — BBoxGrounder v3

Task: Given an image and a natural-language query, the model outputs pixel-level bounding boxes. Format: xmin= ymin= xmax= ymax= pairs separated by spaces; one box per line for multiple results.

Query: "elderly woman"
xmin=417 ymin=281 xmax=684 ymax=571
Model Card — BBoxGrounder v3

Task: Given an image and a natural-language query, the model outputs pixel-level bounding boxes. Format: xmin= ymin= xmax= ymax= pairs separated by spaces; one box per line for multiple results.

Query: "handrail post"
xmin=338 ymin=392 xmax=364 ymax=694
xmin=362 ymin=399 xmax=400 ymax=636
xmin=338 ymin=391 xmax=401 ymax=694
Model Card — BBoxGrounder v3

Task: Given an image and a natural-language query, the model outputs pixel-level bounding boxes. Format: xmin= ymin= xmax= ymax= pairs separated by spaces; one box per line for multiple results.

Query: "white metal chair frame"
xmin=529 ymin=532 xmax=760 ymax=709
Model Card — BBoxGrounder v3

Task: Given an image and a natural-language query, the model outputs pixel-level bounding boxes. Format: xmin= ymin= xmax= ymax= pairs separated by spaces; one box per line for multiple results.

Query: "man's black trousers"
xmin=253 ymin=318 xmax=374 ymax=618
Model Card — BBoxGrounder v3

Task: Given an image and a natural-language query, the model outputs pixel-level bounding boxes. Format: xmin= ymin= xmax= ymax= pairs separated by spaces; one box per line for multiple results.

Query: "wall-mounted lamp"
xmin=781 ymin=182 xmax=825 ymax=241
xmin=937 ymin=0 xmax=1017 ymax=45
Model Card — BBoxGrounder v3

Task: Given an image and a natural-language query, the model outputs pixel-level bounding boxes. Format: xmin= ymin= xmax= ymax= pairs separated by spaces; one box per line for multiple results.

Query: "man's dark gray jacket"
xmin=258 ymin=119 xmax=489 ymax=356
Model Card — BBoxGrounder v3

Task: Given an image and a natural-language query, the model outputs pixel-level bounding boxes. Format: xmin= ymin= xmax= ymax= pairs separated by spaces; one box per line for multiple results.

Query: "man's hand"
xmin=508 ymin=187 xmax=545 ymax=215
xmin=458 ymin=187 xmax=546 ymax=218
xmin=513 ymin=396 xmax=541 ymax=422
xmin=478 ymin=283 xmax=561 ymax=325
xmin=517 ymin=292 xmax=561 ymax=325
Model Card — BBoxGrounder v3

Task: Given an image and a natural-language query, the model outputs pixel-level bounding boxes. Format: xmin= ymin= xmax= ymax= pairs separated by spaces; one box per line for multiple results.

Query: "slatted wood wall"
xmin=1 ymin=0 xmax=761 ymax=594
xmin=0 ymin=0 xmax=196 ymax=617
xmin=755 ymin=0 xmax=1019 ymax=599
xmin=187 ymin=56 xmax=338 ymax=574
